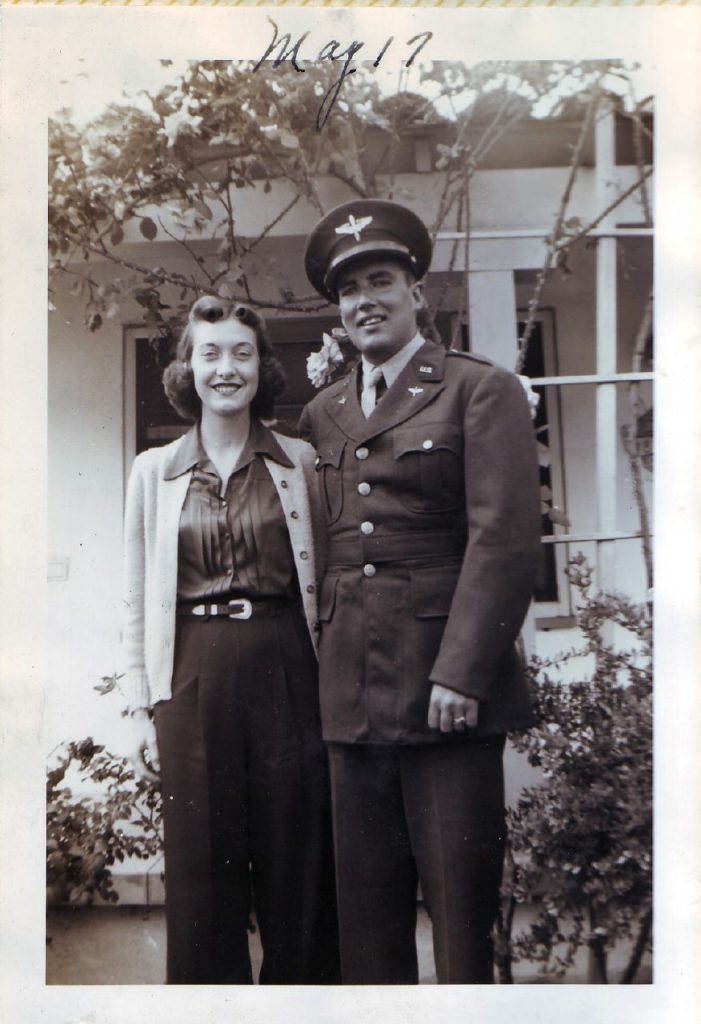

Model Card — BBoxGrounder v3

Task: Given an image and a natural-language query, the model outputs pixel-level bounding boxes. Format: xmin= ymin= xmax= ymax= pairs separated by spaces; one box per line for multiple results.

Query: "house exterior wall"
xmin=47 ymin=295 xmax=127 ymax=750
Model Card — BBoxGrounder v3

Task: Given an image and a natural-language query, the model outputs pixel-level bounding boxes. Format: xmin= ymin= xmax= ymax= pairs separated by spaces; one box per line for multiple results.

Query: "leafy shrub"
xmin=46 ymin=735 xmax=162 ymax=908
xmin=497 ymin=556 xmax=652 ymax=983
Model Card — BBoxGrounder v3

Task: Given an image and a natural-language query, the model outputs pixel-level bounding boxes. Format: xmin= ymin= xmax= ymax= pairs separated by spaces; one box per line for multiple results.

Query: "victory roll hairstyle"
xmin=163 ymin=296 xmax=287 ymax=422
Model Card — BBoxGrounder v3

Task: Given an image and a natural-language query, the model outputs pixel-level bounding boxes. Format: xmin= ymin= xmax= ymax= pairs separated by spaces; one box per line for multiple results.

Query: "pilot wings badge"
xmin=334 ymin=214 xmax=373 ymax=242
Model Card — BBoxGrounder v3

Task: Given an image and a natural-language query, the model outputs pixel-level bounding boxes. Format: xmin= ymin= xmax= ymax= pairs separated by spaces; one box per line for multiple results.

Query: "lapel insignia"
xmin=335 ymin=214 xmax=373 ymax=241
xmin=408 ymin=386 xmax=424 ymax=396
xmin=338 ymin=395 xmax=347 ymax=405
xmin=419 ymin=365 xmax=433 ymax=374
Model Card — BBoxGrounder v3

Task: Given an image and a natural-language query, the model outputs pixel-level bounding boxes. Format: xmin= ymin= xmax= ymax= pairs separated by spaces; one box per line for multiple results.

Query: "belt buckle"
xmin=228 ymin=598 xmax=253 ymax=620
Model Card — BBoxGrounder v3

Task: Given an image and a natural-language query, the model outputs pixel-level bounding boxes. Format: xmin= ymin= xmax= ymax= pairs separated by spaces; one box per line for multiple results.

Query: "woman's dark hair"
xmin=162 ymin=296 xmax=287 ymax=423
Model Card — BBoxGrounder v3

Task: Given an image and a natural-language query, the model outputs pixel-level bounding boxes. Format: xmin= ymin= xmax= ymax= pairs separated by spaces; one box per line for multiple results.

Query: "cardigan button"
xmin=280 ymin=480 xmax=288 ymax=488
xmin=306 ymin=584 xmax=315 ymax=594
xmin=300 ymin=551 xmax=309 ymax=560
xmin=291 ymin=511 xmax=299 ymax=519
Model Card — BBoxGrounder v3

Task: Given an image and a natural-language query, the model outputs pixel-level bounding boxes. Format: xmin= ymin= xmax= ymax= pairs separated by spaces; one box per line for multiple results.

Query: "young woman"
xmin=122 ymin=296 xmax=338 ymax=985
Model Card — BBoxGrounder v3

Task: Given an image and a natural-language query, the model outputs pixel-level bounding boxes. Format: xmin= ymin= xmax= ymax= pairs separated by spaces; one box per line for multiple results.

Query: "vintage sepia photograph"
xmin=1 ymin=5 xmax=700 ymax=1023
xmin=46 ymin=51 xmax=653 ymax=986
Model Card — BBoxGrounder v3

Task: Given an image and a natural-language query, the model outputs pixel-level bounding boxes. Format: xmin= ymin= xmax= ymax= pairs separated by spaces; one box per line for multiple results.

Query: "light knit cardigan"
xmin=122 ymin=429 xmax=324 ymax=712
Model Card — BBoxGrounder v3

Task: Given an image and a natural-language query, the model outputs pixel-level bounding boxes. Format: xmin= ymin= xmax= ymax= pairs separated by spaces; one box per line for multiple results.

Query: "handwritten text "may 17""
xmin=253 ymin=19 xmax=433 ymax=131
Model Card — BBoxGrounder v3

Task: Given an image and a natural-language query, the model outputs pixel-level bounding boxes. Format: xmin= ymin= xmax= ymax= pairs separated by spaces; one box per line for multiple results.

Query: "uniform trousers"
xmin=153 ymin=605 xmax=339 ymax=985
xmin=328 ymin=737 xmax=506 ymax=985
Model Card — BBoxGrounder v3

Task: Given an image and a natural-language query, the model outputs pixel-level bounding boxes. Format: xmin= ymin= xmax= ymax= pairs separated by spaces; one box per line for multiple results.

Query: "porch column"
xmin=595 ymin=101 xmax=618 ymax=595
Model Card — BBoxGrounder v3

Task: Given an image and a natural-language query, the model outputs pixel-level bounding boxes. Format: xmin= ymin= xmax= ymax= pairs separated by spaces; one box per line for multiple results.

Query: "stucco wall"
xmin=47 ymin=294 xmax=129 ymax=752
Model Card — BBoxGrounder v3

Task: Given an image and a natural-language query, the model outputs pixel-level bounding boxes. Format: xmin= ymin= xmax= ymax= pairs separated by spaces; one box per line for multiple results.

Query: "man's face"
xmin=336 ymin=258 xmax=423 ymax=365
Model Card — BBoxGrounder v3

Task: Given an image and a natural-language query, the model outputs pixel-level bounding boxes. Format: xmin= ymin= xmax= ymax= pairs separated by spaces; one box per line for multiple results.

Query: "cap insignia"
xmin=335 ymin=214 xmax=373 ymax=241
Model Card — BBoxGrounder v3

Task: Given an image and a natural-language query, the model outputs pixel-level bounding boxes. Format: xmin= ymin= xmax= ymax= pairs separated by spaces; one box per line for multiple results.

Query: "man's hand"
xmin=127 ymin=709 xmax=161 ymax=783
xmin=427 ymin=684 xmax=479 ymax=733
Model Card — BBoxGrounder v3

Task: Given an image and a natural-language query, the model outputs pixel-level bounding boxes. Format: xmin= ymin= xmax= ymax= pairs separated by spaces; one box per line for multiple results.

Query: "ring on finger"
xmin=454 ymin=715 xmax=467 ymax=727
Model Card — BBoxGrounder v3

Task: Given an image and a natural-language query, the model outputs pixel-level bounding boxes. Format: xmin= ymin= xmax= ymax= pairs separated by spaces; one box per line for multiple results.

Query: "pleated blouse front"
xmin=165 ymin=421 xmax=298 ymax=604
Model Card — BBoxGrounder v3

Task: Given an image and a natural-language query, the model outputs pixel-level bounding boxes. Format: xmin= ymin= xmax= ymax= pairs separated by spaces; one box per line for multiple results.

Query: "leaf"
xmin=279 ymin=131 xmax=299 ymax=150
xmin=110 ymin=224 xmax=124 ymax=247
xmin=548 ymin=508 xmax=571 ymax=527
xmin=193 ymin=199 xmax=213 ymax=221
xmin=139 ymin=217 xmax=158 ymax=241
xmin=537 ymin=442 xmax=552 ymax=468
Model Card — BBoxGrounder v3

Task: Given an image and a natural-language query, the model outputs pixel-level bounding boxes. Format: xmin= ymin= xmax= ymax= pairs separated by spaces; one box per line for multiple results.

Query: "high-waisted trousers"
xmin=153 ymin=604 xmax=340 ymax=985
xmin=328 ymin=737 xmax=506 ymax=985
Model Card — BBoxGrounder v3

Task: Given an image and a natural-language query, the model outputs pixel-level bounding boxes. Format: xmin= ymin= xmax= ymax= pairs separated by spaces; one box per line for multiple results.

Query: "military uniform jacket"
xmin=299 ymin=341 xmax=541 ymax=743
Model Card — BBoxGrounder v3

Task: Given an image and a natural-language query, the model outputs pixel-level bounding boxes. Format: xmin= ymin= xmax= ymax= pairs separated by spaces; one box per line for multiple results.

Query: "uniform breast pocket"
xmin=314 ymin=443 xmax=345 ymax=525
xmin=393 ymin=423 xmax=463 ymax=513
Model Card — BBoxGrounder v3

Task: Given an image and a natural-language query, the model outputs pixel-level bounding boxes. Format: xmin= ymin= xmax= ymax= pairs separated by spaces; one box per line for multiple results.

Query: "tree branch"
xmin=620 ymin=907 xmax=652 ymax=984
xmin=553 ymin=167 xmax=653 ymax=251
xmin=156 ymin=217 xmax=216 ymax=286
xmin=516 ymin=82 xmax=605 ymax=373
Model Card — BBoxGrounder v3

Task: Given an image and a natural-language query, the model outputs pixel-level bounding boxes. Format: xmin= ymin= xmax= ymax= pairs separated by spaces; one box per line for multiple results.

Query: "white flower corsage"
xmin=306 ymin=331 xmax=346 ymax=389
xmin=516 ymin=374 xmax=541 ymax=420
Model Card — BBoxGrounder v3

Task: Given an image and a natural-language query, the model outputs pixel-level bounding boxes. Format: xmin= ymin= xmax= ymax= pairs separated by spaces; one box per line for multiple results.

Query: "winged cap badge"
xmin=335 ymin=214 xmax=373 ymax=242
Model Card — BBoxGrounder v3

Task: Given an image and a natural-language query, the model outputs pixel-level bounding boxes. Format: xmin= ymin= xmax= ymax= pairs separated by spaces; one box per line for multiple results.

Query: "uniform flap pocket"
xmin=410 ymin=565 xmax=461 ymax=618
xmin=319 ymin=575 xmax=339 ymax=622
xmin=393 ymin=423 xmax=462 ymax=459
xmin=314 ymin=443 xmax=344 ymax=470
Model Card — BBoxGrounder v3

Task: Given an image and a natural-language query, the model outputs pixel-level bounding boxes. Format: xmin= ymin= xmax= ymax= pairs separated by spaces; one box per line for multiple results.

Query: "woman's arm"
xmin=122 ymin=456 xmax=160 ymax=781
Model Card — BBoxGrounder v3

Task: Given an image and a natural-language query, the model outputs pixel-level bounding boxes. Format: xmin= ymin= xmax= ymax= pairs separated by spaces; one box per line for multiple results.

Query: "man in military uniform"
xmin=299 ymin=199 xmax=541 ymax=984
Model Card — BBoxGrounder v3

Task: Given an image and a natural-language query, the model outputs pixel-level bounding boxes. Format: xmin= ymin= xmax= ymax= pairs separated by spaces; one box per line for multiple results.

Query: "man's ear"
xmin=411 ymin=280 xmax=425 ymax=309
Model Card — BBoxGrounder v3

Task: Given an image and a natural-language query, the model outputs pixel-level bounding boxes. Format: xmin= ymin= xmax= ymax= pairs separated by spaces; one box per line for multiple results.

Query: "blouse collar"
xmin=163 ymin=419 xmax=293 ymax=480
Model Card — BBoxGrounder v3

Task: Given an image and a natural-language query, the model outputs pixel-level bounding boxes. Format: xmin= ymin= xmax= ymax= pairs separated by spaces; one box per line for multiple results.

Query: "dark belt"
xmin=327 ymin=530 xmax=466 ymax=567
xmin=177 ymin=597 xmax=294 ymax=620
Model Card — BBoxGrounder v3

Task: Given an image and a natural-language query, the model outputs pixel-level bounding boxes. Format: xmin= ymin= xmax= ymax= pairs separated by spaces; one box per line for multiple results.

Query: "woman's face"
xmin=190 ymin=317 xmax=260 ymax=419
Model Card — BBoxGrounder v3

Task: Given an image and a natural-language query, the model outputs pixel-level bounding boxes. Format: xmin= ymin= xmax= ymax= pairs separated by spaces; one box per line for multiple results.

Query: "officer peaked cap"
xmin=304 ymin=199 xmax=433 ymax=303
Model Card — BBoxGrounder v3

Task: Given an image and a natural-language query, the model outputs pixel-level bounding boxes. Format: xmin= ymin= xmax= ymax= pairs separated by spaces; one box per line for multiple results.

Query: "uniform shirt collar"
xmin=361 ymin=333 xmax=425 ymax=389
xmin=163 ymin=419 xmax=293 ymax=480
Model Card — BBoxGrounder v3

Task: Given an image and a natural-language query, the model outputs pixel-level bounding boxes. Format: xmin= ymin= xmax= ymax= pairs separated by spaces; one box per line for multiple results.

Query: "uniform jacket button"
xmin=355 ymin=446 xmax=369 ymax=461
xmin=360 ymin=521 xmax=374 ymax=535
xmin=358 ymin=482 xmax=371 ymax=496
xmin=363 ymin=563 xmax=376 ymax=577
xmin=422 ymin=439 xmax=433 ymax=450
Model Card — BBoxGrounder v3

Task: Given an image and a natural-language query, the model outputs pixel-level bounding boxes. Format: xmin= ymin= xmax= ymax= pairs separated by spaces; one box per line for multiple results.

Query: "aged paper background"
xmin=1 ymin=4 xmax=700 ymax=1022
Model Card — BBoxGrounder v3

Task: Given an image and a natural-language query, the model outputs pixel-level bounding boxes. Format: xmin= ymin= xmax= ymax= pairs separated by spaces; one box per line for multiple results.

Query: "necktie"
xmin=361 ymin=366 xmax=385 ymax=418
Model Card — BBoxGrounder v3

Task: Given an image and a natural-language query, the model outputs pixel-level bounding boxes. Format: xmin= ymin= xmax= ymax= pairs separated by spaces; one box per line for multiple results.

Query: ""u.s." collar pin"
xmin=419 ymin=365 xmax=433 ymax=374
